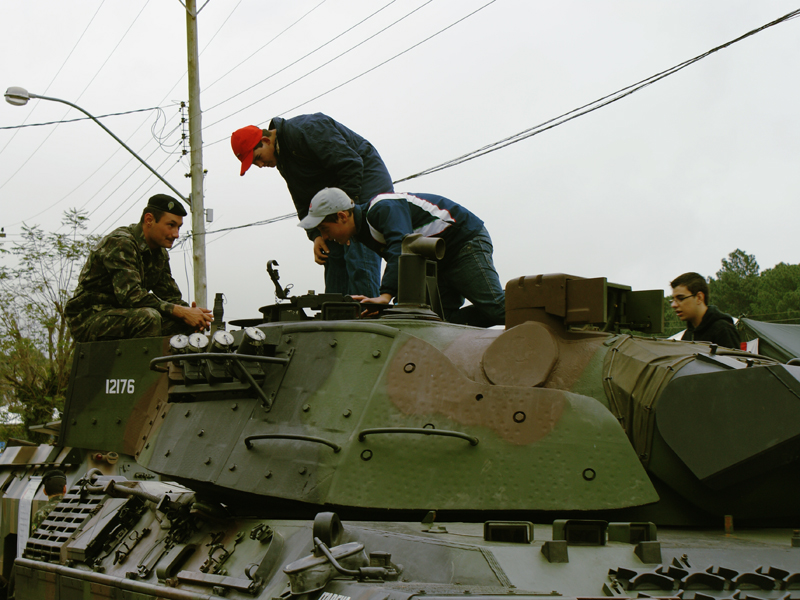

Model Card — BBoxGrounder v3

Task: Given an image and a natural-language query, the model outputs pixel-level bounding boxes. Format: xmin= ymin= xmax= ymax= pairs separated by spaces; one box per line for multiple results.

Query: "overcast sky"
xmin=1 ymin=1 xmax=798 ymax=322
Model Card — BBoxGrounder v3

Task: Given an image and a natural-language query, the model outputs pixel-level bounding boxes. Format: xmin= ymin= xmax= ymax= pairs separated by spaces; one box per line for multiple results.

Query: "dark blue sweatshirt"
xmin=271 ymin=113 xmax=393 ymax=226
xmin=353 ymin=192 xmax=485 ymax=297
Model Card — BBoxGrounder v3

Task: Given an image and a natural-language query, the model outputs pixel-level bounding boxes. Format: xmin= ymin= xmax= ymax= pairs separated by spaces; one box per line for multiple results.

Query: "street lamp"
xmin=4 ymin=86 xmax=188 ymax=204
xmin=4 ymin=86 xmax=207 ymax=306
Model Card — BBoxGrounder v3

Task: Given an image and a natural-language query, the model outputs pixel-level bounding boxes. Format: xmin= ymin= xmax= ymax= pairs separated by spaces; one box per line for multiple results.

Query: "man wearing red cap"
xmin=231 ymin=113 xmax=393 ymax=297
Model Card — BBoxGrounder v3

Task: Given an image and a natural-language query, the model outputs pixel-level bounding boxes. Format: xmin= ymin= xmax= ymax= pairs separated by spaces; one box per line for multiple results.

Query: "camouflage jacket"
xmin=31 ymin=493 xmax=63 ymax=531
xmin=66 ymin=223 xmax=188 ymax=322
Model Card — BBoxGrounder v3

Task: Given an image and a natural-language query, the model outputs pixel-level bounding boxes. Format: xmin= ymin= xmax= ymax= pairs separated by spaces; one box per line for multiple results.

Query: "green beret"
xmin=146 ymin=194 xmax=187 ymax=217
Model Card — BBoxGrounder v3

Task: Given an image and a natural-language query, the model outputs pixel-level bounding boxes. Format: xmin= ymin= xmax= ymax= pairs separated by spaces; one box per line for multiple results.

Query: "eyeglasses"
xmin=672 ymin=294 xmax=696 ymax=303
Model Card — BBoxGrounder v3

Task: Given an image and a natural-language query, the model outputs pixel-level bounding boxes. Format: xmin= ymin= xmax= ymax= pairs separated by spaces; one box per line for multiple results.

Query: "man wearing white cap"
xmin=299 ymin=188 xmax=505 ymax=328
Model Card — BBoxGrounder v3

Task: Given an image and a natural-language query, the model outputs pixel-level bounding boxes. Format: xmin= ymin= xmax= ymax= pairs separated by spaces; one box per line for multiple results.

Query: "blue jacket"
xmin=271 ymin=114 xmax=393 ymax=227
xmin=353 ymin=193 xmax=485 ymax=297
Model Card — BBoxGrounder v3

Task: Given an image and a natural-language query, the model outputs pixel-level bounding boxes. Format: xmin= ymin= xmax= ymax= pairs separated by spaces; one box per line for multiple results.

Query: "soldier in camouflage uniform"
xmin=31 ymin=470 xmax=67 ymax=531
xmin=66 ymin=195 xmax=212 ymax=342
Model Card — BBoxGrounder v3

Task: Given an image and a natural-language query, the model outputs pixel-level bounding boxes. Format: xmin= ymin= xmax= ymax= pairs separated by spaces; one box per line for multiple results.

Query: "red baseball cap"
xmin=231 ymin=125 xmax=263 ymax=176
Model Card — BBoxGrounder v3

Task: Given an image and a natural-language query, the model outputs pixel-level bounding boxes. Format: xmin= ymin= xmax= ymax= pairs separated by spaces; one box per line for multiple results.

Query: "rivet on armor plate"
xmin=404 ymin=363 xmax=415 ymax=373
xmin=373 ymin=350 xmax=381 ymax=358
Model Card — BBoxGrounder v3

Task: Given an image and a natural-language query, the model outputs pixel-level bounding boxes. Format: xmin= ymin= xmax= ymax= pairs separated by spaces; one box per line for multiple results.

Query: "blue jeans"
xmin=324 ymin=237 xmax=381 ymax=297
xmin=438 ymin=228 xmax=506 ymax=327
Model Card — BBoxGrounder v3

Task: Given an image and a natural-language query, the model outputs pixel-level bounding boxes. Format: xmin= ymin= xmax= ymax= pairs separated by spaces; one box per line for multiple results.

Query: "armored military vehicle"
xmin=2 ymin=245 xmax=800 ymax=600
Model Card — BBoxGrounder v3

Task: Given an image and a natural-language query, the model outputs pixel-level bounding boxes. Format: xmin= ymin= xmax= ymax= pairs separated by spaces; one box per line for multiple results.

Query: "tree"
xmin=751 ymin=262 xmax=800 ymax=323
xmin=708 ymin=249 xmax=760 ymax=317
xmin=0 ymin=210 xmax=97 ymax=442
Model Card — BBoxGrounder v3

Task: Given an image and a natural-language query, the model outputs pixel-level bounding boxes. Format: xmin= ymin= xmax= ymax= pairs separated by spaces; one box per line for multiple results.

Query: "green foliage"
xmin=0 ymin=210 xmax=98 ymax=442
xmin=708 ymin=249 xmax=760 ymax=317
xmin=751 ymin=262 xmax=800 ymax=324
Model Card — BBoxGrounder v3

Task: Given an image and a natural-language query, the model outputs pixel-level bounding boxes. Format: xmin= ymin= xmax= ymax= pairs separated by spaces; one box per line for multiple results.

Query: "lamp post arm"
xmin=28 ymin=92 xmax=189 ymax=206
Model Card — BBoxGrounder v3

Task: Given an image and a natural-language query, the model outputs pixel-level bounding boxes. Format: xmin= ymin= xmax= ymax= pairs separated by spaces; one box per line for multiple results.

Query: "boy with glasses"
xmin=670 ymin=272 xmax=739 ymax=349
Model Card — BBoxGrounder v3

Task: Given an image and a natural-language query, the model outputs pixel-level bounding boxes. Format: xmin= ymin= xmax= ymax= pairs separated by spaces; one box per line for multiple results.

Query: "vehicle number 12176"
xmin=106 ymin=379 xmax=135 ymax=394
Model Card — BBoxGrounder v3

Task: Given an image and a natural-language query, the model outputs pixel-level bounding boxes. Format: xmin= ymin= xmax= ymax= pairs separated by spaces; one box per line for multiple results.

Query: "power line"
xmin=39 ymin=1 xmax=246 ymax=234
xmin=0 ymin=106 xmax=169 ymax=130
xmin=11 ymin=2 xmax=207 ymax=231
xmin=204 ymin=0 xmax=433 ymax=131
xmin=205 ymin=0 xmax=490 ymax=144
xmin=394 ymin=7 xmax=800 ymax=183
xmin=202 ymin=0 xmax=329 ymax=94
xmin=0 ymin=2 xmax=151 ymax=195
xmin=196 ymin=212 xmax=298 ymax=236
xmin=203 ymin=0 xmax=398 ymax=113
xmin=0 ymin=1 xmax=107 ymax=181
xmin=88 ymin=151 xmax=183 ymax=235
xmin=277 ymin=0 xmax=494 ymax=118
xmin=199 ymin=5 xmax=800 ymax=235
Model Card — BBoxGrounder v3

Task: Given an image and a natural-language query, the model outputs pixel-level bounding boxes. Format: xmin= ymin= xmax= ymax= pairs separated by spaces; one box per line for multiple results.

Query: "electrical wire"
xmin=88 ymin=152 xmax=182 ymax=235
xmin=0 ymin=106 xmax=170 ymax=130
xmin=203 ymin=0 xmax=399 ymax=112
xmin=197 ymin=5 xmax=800 ymax=235
xmin=3 ymin=2 xmax=164 ymax=230
xmin=38 ymin=0 xmax=244 ymax=232
xmin=6 ymin=0 xmax=230 ymax=230
xmin=276 ymin=0 xmax=494 ymax=119
xmin=202 ymin=0 xmax=329 ymax=94
xmin=393 ymin=7 xmax=800 ymax=183
xmin=2 ymin=107 xmax=173 ymax=226
xmin=0 ymin=1 xmax=151 ymax=198
xmin=0 ymin=1 xmax=107 ymax=179
xmin=203 ymin=0 xmax=436 ymax=132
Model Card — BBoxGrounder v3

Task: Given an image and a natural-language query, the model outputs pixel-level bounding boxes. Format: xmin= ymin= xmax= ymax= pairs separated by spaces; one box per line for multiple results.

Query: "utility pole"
xmin=185 ymin=0 xmax=207 ymax=308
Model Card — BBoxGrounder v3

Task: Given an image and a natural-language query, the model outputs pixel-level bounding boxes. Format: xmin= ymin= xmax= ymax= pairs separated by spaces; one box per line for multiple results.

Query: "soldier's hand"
xmin=313 ymin=237 xmax=330 ymax=265
xmin=351 ymin=294 xmax=391 ymax=304
xmin=351 ymin=294 xmax=392 ymax=317
xmin=174 ymin=302 xmax=213 ymax=331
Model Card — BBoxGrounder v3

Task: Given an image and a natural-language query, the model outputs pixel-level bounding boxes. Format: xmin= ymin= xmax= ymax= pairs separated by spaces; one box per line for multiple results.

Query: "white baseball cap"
xmin=298 ymin=187 xmax=355 ymax=230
